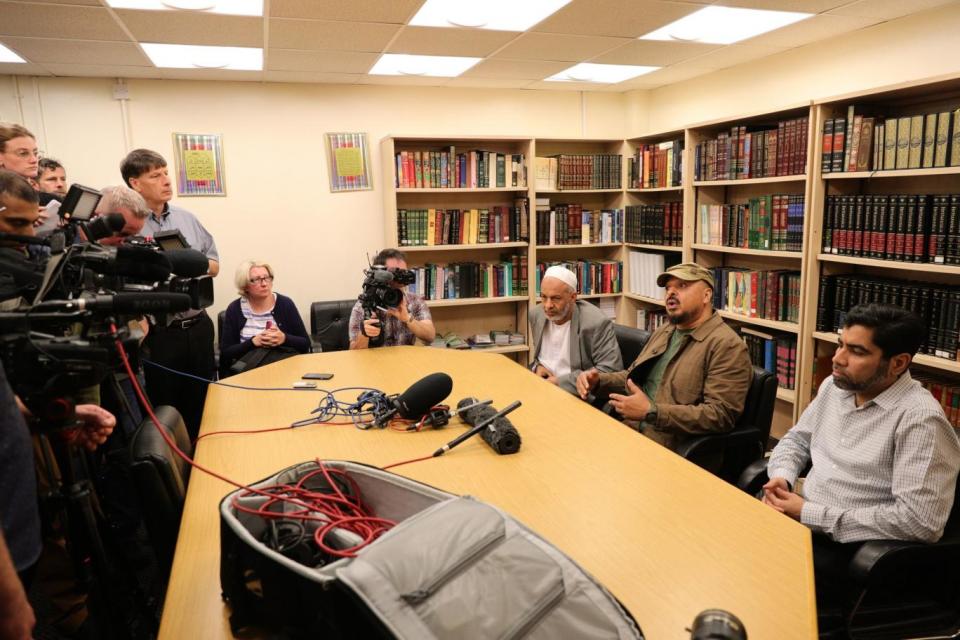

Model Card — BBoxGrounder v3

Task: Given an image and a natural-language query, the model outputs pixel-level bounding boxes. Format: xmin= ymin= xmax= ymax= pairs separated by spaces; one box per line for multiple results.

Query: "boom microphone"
xmin=397 ymin=372 xmax=453 ymax=419
xmin=457 ymin=397 xmax=522 ymax=455
xmin=164 ymin=248 xmax=210 ymax=277
xmin=34 ymin=292 xmax=193 ymax=314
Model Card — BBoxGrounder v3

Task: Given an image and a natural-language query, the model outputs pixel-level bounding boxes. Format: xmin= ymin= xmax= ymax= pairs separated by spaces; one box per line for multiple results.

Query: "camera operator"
xmin=121 ymin=149 xmax=218 ymax=437
xmin=92 ymin=185 xmax=150 ymax=245
xmin=349 ymin=249 xmax=435 ymax=350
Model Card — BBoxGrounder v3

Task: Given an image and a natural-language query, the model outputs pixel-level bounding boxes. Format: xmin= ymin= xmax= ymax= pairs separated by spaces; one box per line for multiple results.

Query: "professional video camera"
xmin=0 ymin=183 xmax=213 ymax=418
xmin=356 ymin=263 xmax=416 ymax=347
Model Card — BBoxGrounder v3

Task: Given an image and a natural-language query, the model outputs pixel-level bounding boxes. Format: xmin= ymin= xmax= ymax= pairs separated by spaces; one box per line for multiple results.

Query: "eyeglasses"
xmin=6 ymin=149 xmax=40 ymax=159
xmin=250 ymin=276 xmax=274 ymax=285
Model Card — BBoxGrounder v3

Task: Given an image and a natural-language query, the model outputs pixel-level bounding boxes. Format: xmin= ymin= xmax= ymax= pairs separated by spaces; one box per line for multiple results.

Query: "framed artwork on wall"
xmin=172 ymin=133 xmax=226 ymax=196
xmin=325 ymin=132 xmax=373 ymax=192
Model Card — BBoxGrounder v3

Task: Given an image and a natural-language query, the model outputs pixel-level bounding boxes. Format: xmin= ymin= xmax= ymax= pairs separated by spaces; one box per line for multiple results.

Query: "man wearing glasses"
xmin=121 ymin=148 xmax=219 ymax=437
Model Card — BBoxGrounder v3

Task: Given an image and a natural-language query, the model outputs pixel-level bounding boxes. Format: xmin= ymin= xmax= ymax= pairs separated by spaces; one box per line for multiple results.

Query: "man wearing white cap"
xmin=529 ymin=265 xmax=622 ymax=396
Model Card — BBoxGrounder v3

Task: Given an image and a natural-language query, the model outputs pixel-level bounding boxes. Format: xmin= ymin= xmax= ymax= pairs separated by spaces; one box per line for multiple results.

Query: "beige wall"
xmin=0 ymin=78 xmax=627 ymax=324
xmin=629 ymin=2 xmax=960 ymax=135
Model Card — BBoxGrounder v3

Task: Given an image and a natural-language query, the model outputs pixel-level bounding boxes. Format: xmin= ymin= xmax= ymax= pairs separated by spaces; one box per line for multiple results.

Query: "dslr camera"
xmin=356 ymin=264 xmax=415 ymax=347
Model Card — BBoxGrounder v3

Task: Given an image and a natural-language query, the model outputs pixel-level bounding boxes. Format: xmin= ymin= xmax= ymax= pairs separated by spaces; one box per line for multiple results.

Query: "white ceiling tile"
xmin=444 ymin=76 xmax=537 ymax=89
xmin=159 ymin=68 xmax=264 ymax=81
xmin=1 ymin=37 xmax=152 ymax=66
xmin=533 ymin=0 xmax=705 ymax=37
xmin=461 ymin=58 xmax=569 ymax=79
xmin=356 ymin=74 xmax=449 ymax=86
xmin=710 ymin=0 xmax=851 ymax=11
xmin=114 ymin=10 xmax=262 ymax=47
xmin=269 ymin=0 xmax=424 ymax=23
xmin=40 ymin=63 xmax=162 ymax=78
xmin=743 ymin=13 xmax=882 ymax=48
xmin=493 ymin=33 xmax=631 ymax=61
xmin=590 ymin=40 xmax=720 ymax=66
xmin=387 ymin=27 xmax=518 ymax=57
xmin=269 ymin=19 xmax=399 ymax=51
xmin=827 ymin=0 xmax=958 ymax=20
xmin=264 ymin=70 xmax=363 ymax=83
xmin=267 ymin=49 xmax=379 ymax=73
xmin=8 ymin=0 xmax=100 ymax=5
xmin=624 ymin=62 xmax=715 ymax=85
xmin=0 ymin=2 xmax=130 ymax=40
xmin=681 ymin=42 xmax=789 ymax=69
xmin=0 ymin=61 xmax=51 ymax=75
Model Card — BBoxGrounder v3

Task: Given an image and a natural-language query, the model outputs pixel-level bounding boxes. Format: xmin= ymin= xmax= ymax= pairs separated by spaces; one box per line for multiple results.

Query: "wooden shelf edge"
xmin=776 ymin=388 xmax=796 ymax=403
xmin=624 ymin=293 xmax=665 ymax=306
xmin=625 ymin=243 xmax=683 ymax=252
xmin=822 ymin=166 xmax=960 ymax=180
xmin=813 ymin=331 xmax=960 ymax=373
xmin=693 ymin=174 xmax=807 ymax=186
xmin=396 ymin=187 xmax=528 ymax=193
xmin=692 ymin=243 xmax=803 ymax=258
xmin=817 ymin=253 xmax=960 ymax=275
xmin=626 ymin=186 xmax=682 ymax=193
xmin=535 ymin=243 xmax=622 ymax=249
xmin=718 ymin=311 xmax=799 ymax=333
xmin=402 ymin=242 xmax=527 ymax=252
xmin=425 ymin=295 xmax=529 ymax=308
xmin=536 ymin=189 xmax=623 ymax=194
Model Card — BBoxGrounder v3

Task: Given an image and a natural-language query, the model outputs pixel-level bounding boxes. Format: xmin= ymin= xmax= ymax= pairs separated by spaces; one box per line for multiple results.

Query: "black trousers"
xmin=812 ymin=532 xmax=862 ymax=612
xmin=143 ymin=312 xmax=215 ymax=438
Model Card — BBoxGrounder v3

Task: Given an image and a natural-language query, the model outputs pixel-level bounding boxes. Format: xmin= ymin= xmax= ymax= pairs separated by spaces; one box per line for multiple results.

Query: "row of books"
xmin=816 ymin=274 xmax=960 ymax=361
xmin=697 ymin=194 xmax=805 ymax=252
xmin=534 ymin=260 xmax=623 ymax=296
xmin=407 ymin=257 xmax=528 ymax=300
xmin=430 ymin=331 xmax=525 ymax=350
xmin=628 ymin=139 xmax=684 ymax=188
xmin=394 ymin=149 xmax=526 ymax=189
xmin=739 ymin=327 xmax=797 ymax=390
xmin=913 ymin=373 xmax=960 ymax=429
xmin=534 ymin=205 xmax=623 ymax=245
xmin=694 ymin=117 xmax=809 ymax=181
xmin=710 ymin=267 xmax=802 ymax=324
xmin=627 ymin=250 xmax=681 ymax=300
xmin=822 ymin=194 xmax=960 ymax=264
xmin=625 ymin=203 xmax=683 ymax=247
xmin=397 ymin=204 xmax=529 ymax=246
xmin=534 ymin=154 xmax=622 ymax=190
xmin=821 ymin=106 xmax=960 ymax=173
xmin=637 ymin=308 xmax=668 ymax=333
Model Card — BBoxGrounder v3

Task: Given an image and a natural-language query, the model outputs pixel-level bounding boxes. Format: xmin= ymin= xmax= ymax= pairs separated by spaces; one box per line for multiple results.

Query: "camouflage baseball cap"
xmin=656 ymin=262 xmax=715 ymax=289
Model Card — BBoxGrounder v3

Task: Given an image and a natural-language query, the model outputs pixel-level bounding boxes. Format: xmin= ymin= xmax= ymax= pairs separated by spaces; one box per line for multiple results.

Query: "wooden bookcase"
xmin=380 ymin=135 xmax=535 ymax=358
xmin=803 ymin=76 xmax=960 ymax=418
xmin=381 ymin=72 xmax=960 ymax=442
xmin=686 ymin=104 xmax=816 ymax=436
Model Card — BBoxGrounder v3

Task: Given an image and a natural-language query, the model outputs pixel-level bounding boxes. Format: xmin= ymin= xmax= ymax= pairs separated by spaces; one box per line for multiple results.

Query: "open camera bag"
xmin=220 ymin=460 xmax=644 ymax=639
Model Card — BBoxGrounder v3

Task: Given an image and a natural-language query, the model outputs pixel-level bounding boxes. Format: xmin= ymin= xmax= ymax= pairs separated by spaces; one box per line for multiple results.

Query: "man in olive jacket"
xmin=577 ymin=262 xmax=751 ymax=453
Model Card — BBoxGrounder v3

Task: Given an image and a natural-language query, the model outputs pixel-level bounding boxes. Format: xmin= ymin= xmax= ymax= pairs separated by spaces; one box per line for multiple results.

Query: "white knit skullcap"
xmin=542 ymin=265 xmax=577 ymax=291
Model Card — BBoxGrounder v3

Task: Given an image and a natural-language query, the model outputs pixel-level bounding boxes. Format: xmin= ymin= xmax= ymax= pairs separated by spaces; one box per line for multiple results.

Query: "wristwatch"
xmin=644 ymin=408 xmax=658 ymax=425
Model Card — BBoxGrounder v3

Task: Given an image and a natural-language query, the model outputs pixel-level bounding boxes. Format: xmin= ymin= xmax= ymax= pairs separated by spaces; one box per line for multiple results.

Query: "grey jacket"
xmin=530 ymin=300 xmax=623 ymax=395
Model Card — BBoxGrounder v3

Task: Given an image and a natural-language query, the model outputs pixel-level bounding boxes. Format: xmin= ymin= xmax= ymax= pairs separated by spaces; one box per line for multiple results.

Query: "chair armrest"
xmin=676 ymin=427 xmax=762 ymax=461
xmin=309 ymin=336 xmax=324 ymax=353
xmin=849 ymin=533 xmax=960 ymax=584
xmin=737 ymin=458 xmax=769 ymax=495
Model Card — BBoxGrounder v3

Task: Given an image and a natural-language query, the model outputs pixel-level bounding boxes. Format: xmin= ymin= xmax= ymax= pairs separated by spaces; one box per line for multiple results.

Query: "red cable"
xmin=381 ymin=454 xmax=436 ymax=471
xmin=195 ymin=420 xmax=357 ymax=442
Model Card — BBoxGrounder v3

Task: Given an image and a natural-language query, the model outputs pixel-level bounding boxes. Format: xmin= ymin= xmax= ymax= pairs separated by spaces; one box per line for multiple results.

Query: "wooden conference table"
xmin=159 ymin=347 xmax=816 ymax=639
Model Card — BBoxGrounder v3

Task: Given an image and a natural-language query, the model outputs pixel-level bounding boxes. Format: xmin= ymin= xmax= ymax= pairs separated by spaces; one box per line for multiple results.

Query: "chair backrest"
xmin=737 ymin=366 xmax=778 ymax=442
xmin=310 ymin=300 xmax=355 ymax=353
xmin=129 ymin=405 xmax=192 ymax=572
xmin=613 ymin=324 xmax=651 ymax=367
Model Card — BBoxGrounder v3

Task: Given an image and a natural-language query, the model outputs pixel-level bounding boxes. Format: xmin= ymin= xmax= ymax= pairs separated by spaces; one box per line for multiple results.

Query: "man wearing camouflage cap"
xmin=577 ymin=262 xmax=751 ymax=453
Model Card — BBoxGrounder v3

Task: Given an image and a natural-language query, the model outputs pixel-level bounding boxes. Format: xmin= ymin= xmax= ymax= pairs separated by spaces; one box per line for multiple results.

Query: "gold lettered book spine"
xmin=907 ymin=114 xmax=924 ymax=169
xmin=951 ymin=108 xmax=960 ymax=166
xmin=895 ymin=116 xmax=911 ymax=169
xmin=921 ymin=113 xmax=937 ymax=168
xmin=882 ymin=119 xmax=896 ymax=169
xmin=934 ymin=111 xmax=951 ymax=167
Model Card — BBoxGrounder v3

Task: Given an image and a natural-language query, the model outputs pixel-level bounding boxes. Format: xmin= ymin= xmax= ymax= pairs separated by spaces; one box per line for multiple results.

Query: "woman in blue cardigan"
xmin=220 ymin=260 xmax=310 ymax=376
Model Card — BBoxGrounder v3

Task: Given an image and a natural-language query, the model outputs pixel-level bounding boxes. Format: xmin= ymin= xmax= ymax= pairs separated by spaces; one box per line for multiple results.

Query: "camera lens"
xmin=690 ymin=609 xmax=746 ymax=640
xmin=381 ymin=288 xmax=403 ymax=308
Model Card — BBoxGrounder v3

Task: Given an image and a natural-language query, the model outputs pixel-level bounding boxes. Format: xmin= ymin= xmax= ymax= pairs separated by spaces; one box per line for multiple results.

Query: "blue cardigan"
xmin=219 ymin=293 xmax=310 ymax=371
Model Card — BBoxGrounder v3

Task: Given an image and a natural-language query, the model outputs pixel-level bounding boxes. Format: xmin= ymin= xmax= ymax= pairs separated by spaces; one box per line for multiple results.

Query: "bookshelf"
xmin=381 ymin=135 xmax=535 ymax=360
xmin=803 ymin=75 xmax=960 ymax=417
xmin=686 ymin=105 xmax=815 ymax=437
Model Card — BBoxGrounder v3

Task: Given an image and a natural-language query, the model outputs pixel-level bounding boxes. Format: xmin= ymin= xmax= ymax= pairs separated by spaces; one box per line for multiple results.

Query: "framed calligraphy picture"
xmin=325 ymin=132 xmax=373 ymax=192
xmin=172 ymin=133 xmax=226 ymax=196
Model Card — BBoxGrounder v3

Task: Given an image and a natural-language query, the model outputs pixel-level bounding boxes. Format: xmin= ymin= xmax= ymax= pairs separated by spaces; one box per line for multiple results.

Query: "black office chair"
xmin=738 ymin=460 xmax=960 ymax=639
xmin=613 ymin=324 xmax=650 ymax=367
xmin=310 ymin=300 xmax=354 ymax=353
xmin=675 ymin=366 xmax=778 ymax=484
xmin=216 ymin=310 xmax=225 ymax=378
xmin=129 ymin=405 xmax=192 ymax=578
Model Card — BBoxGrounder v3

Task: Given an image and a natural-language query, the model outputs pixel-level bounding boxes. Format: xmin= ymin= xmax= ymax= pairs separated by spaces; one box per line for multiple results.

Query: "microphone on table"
xmin=433 ymin=399 xmax=522 ymax=457
xmin=372 ymin=372 xmax=453 ymax=427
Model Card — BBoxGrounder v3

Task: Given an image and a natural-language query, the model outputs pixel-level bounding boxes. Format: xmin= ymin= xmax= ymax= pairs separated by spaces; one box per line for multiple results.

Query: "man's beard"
xmin=833 ymin=361 xmax=890 ymax=392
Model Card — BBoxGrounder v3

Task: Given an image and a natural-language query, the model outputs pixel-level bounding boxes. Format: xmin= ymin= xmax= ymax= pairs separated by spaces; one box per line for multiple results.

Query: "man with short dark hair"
xmin=37 ymin=158 xmax=67 ymax=197
xmin=120 ymin=149 xmax=218 ymax=436
xmin=763 ymin=303 xmax=960 ymax=608
xmin=576 ymin=262 xmax=751 ymax=453
xmin=348 ymin=248 xmax=435 ymax=350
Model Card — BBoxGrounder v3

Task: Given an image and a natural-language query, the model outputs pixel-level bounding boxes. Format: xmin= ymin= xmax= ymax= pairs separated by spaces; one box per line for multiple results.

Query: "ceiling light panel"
xmin=640 ymin=6 xmax=812 ymax=45
xmin=545 ymin=62 xmax=658 ymax=83
xmin=0 ymin=43 xmax=26 ymax=63
xmin=141 ymin=43 xmax=262 ymax=70
xmin=105 ymin=0 xmax=263 ymax=17
xmin=410 ymin=0 xmax=571 ymax=31
xmin=370 ymin=53 xmax=481 ymax=77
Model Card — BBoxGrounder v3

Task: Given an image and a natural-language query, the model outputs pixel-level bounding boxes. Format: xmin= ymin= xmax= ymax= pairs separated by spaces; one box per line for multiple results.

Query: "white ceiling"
xmin=0 ymin=0 xmax=954 ymax=91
